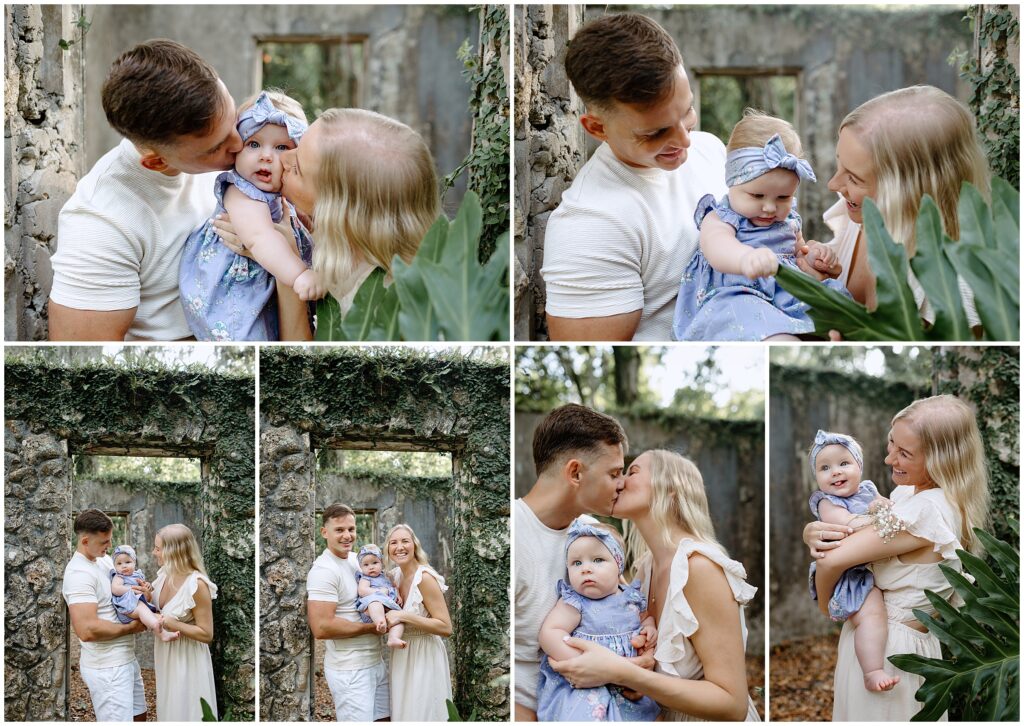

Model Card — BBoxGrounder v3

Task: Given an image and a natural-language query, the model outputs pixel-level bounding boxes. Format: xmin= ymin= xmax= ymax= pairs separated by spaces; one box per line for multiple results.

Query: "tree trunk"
xmin=613 ymin=347 xmax=640 ymax=408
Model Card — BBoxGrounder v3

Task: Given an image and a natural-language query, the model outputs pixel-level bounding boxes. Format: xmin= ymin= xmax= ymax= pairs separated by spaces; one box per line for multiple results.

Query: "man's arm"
xmin=48 ymin=302 xmax=135 ymax=341
xmin=68 ymin=602 xmax=144 ymax=642
xmin=307 ymin=600 xmax=377 ymax=640
xmin=546 ymin=310 xmax=641 ymax=341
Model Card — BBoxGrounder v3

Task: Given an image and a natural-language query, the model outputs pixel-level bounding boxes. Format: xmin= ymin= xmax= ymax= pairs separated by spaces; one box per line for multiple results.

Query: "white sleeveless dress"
xmin=152 ymin=570 xmax=219 ymax=721
xmin=637 ymin=538 xmax=761 ymax=721
xmin=832 ymin=485 xmax=963 ymax=721
xmin=389 ymin=565 xmax=453 ymax=721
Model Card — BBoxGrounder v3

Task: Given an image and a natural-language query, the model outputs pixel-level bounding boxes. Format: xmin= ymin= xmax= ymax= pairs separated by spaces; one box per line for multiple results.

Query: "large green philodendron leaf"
xmin=908 ymin=196 xmax=971 ymax=340
xmin=313 ymin=269 xmax=399 ymax=341
xmin=392 ymin=215 xmax=448 ymax=341
xmin=314 ymin=293 xmax=347 ymax=341
xmin=860 ymin=198 xmax=926 ymax=336
xmin=888 ymin=525 xmax=1020 ymax=722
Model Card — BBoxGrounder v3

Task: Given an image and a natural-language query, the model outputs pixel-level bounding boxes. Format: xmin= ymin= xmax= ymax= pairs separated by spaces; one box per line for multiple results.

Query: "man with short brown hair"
xmin=541 ymin=12 xmax=728 ymax=341
xmin=48 ymin=39 xmax=243 ymax=341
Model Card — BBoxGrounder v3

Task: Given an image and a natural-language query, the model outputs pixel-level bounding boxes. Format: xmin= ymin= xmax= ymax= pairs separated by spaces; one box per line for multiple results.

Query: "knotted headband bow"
xmin=357 ymin=544 xmax=383 ymax=563
xmin=565 ymin=517 xmax=625 ymax=575
xmin=112 ymin=544 xmax=137 ymax=563
xmin=809 ymin=429 xmax=864 ymax=473
xmin=236 ymin=91 xmax=307 ymax=144
xmin=725 ymin=133 xmax=817 ymax=187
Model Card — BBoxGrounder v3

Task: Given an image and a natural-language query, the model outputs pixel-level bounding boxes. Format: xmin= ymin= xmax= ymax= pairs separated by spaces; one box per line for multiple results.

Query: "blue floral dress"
xmin=110 ymin=569 xmax=158 ymax=624
xmin=355 ymin=572 xmax=402 ymax=622
xmin=673 ymin=194 xmax=851 ymax=341
xmin=178 ymin=170 xmax=314 ymax=341
xmin=537 ymin=580 xmax=661 ymax=721
xmin=808 ymin=480 xmax=879 ymax=620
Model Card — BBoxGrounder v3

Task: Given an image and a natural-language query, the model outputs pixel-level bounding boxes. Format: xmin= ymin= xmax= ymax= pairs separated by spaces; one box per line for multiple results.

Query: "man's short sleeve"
xmin=62 ymin=566 xmax=99 ymax=606
xmin=49 ymin=205 xmax=143 ymax=311
xmin=306 ymin=563 xmax=342 ymax=603
xmin=541 ymin=210 xmax=645 ymax=318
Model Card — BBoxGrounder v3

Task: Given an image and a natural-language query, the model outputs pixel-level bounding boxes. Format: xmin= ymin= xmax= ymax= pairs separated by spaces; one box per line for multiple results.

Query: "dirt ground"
xmin=768 ymin=633 xmax=839 ymax=721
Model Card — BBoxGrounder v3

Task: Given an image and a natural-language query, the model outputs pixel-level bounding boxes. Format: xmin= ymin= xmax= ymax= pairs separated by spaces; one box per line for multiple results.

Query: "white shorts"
xmin=79 ymin=659 xmax=146 ymax=720
xmin=324 ymin=660 xmax=390 ymax=722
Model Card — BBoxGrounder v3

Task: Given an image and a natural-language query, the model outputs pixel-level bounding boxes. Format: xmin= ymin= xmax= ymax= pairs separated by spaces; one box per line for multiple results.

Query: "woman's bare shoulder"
xmin=682 ymin=553 xmax=733 ymax=603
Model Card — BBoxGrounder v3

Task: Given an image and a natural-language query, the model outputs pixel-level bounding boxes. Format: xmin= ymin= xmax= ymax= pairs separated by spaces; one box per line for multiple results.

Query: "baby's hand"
xmin=293 ymin=269 xmax=325 ymax=301
xmin=803 ymin=242 xmax=842 ymax=278
xmin=741 ymin=247 xmax=779 ymax=280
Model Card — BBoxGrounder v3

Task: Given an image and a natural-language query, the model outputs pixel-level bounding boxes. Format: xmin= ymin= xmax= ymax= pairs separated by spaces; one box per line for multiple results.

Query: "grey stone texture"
xmin=5 ymin=4 xmax=86 ymax=341
xmin=5 ymin=421 xmax=73 ymax=721
xmin=516 ymin=5 xmax=973 ymax=338
xmin=515 ymin=410 xmax=766 ymax=653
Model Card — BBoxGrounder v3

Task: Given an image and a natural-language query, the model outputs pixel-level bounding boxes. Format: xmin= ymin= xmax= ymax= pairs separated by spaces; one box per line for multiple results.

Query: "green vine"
xmin=58 ymin=12 xmax=90 ymax=51
xmin=950 ymin=5 xmax=1020 ymax=187
xmin=443 ymin=5 xmax=510 ymax=262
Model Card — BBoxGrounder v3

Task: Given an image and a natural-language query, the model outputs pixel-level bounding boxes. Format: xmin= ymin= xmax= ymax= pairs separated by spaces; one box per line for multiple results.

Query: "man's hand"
xmin=740 ymin=247 xmax=779 ymax=280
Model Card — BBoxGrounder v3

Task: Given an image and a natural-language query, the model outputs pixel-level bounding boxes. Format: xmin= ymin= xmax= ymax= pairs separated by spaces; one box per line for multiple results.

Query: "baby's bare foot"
xmin=157 ymin=627 xmax=180 ymax=642
xmin=864 ymin=670 xmax=899 ymax=691
xmin=387 ymin=635 xmax=407 ymax=650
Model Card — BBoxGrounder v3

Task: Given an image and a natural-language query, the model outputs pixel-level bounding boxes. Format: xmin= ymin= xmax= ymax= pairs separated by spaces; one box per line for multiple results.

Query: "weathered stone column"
xmin=259 ymin=423 xmax=316 ymax=721
xmin=5 ymin=4 xmax=87 ymax=340
xmin=4 ymin=421 xmax=72 ymax=720
xmin=514 ymin=4 xmax=586 ymax=339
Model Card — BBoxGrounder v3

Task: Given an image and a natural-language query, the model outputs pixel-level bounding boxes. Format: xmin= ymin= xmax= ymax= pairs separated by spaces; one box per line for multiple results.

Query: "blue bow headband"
xmin=236 ymin=91 xmax=307 ymax=145
xmin=357 ymin=544 xmax=383 ymax=564
xmin=725 ymin=133 xmax=816 ymax=187
xmin=112 ymin=544 xmax=137 ymax=563
xmin=809 ymin=430 xmax=864 ymax=473
xmin=565 ymin=517 xmax=625 ymax=574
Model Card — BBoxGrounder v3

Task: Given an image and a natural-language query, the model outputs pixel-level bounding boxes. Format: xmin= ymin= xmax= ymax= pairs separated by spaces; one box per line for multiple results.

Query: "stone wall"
xmin=5 ymin=422 xmax=72 ymax=721
xmin=259 ymin=348 xmax=510 ymax=721
xmin=514 ymin=410 xmax=766 ymax=652
xmin=513 ymin=5 xmax=586 ymax=340
xmin=4 ymin=4 xmax=86 ymax=340
xmin=4 ymin=361 xmax=256 ymax=720
xmin=768 ymin=366 xmax=919 ymax=643
xmin=515 ymin=4 xmax=973 ymax=337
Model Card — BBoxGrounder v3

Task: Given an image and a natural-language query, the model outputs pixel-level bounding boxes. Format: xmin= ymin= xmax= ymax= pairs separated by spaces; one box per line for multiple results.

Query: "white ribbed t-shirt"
xmin=306 ymin=548 xmax=382 ymax=672
xmin=50 ymin=139 xmax=219 ymax=340
xmin=61 ymin=552 xmax=136 ymax=669
xmin=513 ymin=498 xmax=572 ymax=713
xmin=541 ymin=132 xmax=727 ymax=340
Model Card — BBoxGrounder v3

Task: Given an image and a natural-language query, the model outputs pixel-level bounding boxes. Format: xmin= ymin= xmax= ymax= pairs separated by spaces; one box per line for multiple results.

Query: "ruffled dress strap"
xmin=654 ymin=539 xmax=757 ymax=669
xmin=161 ymin=570 xmax=218 ymax=620
xmin=890 ymin=487 xmax=963 ymax=560
xmin=622 ymin=579 xmax=648 ymax=612
xmin=214 ymin=170 xmax=284 ymax=221
xmin=398 ymin=565 xmax=448 ymax=614
xmin=555 ymin=579 xmax=586 ymax=613
xmin=809 ymin=480 xmax=879 ymax=518
xmin=695 ymin=193 xmax=746 ymax=231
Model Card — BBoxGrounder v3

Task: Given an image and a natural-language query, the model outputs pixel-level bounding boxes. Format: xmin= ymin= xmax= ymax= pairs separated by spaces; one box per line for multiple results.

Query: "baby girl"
xmin=110 ymin=544 xmax=178 ymax=642
xmin=355 ymin=544 xmax=406 ymax=649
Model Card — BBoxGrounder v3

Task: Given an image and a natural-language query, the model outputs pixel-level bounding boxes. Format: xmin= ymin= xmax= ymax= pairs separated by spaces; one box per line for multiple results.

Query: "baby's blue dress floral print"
xmin=673 ymin=194 xmax=851 ymax=341
xmin=178 ymin=170 xmax=314 ymax=341
xmin=354 ymin=572 xmax=403 ymax=622
xmin=537 ymin=580 xmax=661 ymax=721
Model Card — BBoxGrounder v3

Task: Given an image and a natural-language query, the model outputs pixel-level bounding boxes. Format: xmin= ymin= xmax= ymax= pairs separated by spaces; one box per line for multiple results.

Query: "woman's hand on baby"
xmin=804 ymin=520 xmax=853 ymax=559
xmin=796 ymin=240 xmax=842 ymax=279
xmin=293 ymin=269 xmax=325 ymax=301
xmin=160 ymin=614 xmax=181 ymax=633
xmin=549 ymin=638 xmax=627 ymax=689
xmin=385 ymin=610 xmax=406 ymax=627
xmin=740 ymin=247 xmax=779 ymax=280
xmin=131 ymin=581 xmax=154 ymax=599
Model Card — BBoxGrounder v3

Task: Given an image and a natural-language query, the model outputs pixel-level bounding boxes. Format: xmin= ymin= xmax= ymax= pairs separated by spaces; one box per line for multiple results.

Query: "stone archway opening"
xmin=310 ymin=447 xmax=453 ymax=721
xmin=66 ymin=454 xmax=201 ymax=722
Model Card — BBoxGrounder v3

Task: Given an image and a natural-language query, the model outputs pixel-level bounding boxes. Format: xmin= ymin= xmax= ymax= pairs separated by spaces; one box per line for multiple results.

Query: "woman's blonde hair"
xmin=840 ymin=85 xmax=990 ymax=256
xmin=625 ymin=450 xmax=727 ymax=568
xmin=157 ymin=523 xmax=208 ymax=576
xmin=892 ymin=395 xmax=990 ymax=554
xmin=236 ymin=89 xmax=308 ymax=125
xmin=310 ymin=108 xmax=440 ymax=296
xmin=727 ymin=108 xmax=803 ymax=155
xmin=385 ymin=523 xmax=431 ymax=568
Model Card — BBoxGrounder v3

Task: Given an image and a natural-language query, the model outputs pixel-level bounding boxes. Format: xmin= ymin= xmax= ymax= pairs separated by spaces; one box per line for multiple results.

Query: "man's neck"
xmin=76 ymin=546 xmax=98 ymax=563
xmin=521 ymin=475 xmax=582 ymax=530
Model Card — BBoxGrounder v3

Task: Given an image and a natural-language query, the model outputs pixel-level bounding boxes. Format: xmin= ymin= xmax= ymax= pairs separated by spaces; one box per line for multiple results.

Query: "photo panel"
xmin=259 ymin=345 xmax=510 ymax=722
xmin=513 ymin=345 xmax=766 ymax=721
xmin=769 ymin=345 xmax=1019 ymax=721
xmin=4 ymin=345 xmax=256 ymax=721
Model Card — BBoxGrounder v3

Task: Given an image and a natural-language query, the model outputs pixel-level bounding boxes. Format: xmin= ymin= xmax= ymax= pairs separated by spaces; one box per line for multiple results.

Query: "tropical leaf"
xmin=200 ymin=697 xmax=218 ymax=722
xmin=393 ymin=215 xmax=448 ymax=341
xmin=888 ymin=524 xmax=1019 ymax=721
xmin=314 ymin=293 xmax=348 ymax=341
xmin=861 ymin=199 xmax=924 ymax=336
xmin=339 ymin=268 xmax=399 ymax=341
xmin=908 ymin=196 xmax=970 ymax=340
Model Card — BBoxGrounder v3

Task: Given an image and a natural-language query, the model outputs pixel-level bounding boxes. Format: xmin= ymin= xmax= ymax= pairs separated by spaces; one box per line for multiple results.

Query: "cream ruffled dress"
xmin=637 ymin=539 xmax=761 ymax=721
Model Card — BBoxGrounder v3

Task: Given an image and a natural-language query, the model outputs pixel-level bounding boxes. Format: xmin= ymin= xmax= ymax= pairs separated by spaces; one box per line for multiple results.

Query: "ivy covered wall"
xmin=260 ymin=347 xmax=510 ymax=721
xmin=4 ymin=361 xmax=255 ymax=720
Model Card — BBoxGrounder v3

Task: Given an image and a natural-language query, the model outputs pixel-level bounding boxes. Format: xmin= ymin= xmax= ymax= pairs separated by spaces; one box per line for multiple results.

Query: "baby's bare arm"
xmin=110 ymin=575 xmax=131 ymax=597
xmin=816 ymin=500 xmax=864 ymax=527
xmin=223 ymin=186 xmax=308 ymax=286
xmin=539 ymin=599 xmax=584 ymax=661
xmin=357 ymin=578 xmax=372 ymax=598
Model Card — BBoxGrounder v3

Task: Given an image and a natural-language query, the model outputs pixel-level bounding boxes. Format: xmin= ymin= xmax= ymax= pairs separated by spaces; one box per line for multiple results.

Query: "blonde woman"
xmin=804 ymin=395 xmax=990 ymax=720
xmin=214 ymin=107 xmax=440 ymax=339
xmin=151 ymin=524 xmax=218 ymax=721
xmin=549 ymin=450 xmax=760 ymax=721
xmin=384 ymin=524 xmax=453 ymax=721
xmin=821 ymin=85 xmax=990 ymax=326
